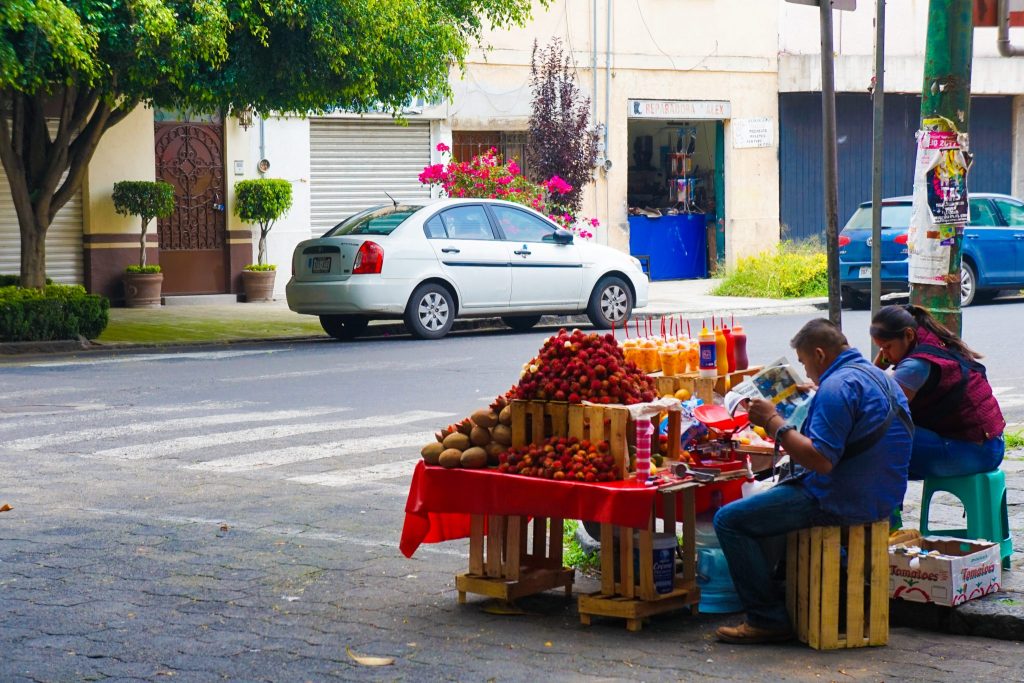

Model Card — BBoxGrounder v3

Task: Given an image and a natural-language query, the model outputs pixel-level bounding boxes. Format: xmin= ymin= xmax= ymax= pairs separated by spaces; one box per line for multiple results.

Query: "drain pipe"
xmin=604 ymin=0 xmax=612 ymax=164
xmin=592 ymin=0 xmax=598 ymax=127
xmin=998 ymin=0 xmax=1024 ymax=56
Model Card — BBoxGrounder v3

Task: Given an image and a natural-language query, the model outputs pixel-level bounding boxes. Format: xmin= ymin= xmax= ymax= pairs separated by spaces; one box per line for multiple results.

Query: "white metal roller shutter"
xmin=0 ymin=120 xmax=84 ymax=284
xmin=309 ymin=119 xmax=432 ymax=235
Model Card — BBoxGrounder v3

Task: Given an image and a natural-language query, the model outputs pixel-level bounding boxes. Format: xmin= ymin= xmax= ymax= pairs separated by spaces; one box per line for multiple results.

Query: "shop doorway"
xmin=154 ymin=112 xmax=229 ymax=294
xmin=625 ymin=117 xmax=724 ymax=280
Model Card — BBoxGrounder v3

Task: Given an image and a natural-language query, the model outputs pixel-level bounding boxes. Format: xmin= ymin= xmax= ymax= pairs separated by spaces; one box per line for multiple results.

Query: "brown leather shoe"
xmin=715 ymin=621 xmax=794 ymax=644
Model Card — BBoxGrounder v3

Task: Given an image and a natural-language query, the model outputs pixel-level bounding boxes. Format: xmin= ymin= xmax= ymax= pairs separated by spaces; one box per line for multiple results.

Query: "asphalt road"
xmin=2 ymin=301 xmax=1024 ymax=681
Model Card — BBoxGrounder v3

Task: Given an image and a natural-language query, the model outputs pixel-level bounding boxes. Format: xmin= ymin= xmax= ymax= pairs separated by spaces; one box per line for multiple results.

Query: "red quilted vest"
xmin=906 ymin=327 xmax=1005 ymax=442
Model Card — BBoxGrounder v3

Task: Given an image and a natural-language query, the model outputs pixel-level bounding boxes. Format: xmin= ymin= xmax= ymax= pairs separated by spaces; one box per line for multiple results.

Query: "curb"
xmin=890 ymin=591 xmax=1024 ymax=642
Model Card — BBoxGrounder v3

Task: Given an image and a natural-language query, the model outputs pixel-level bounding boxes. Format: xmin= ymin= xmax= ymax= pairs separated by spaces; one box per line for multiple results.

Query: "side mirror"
xmin=552 ymin=228 xmax=574 ymax=245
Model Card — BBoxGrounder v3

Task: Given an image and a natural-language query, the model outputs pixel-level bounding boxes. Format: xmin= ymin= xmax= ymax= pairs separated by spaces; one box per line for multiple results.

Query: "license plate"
xmin=311 ymin=256 xmax=332 ymax=273
xmin=859 ymin=266 xmax=872 ymax=278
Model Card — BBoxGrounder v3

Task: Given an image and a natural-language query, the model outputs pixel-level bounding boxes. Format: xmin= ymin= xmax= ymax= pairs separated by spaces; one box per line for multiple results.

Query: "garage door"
xmin=309 ymin=119 xmax=432 ymax=235
xmin=0 ymin=120 xmax=84 ymax=284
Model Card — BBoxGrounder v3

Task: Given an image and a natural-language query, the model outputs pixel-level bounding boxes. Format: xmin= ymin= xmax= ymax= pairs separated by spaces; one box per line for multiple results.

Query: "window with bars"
xmin=452 ymin=131 xmax=532 ymax=180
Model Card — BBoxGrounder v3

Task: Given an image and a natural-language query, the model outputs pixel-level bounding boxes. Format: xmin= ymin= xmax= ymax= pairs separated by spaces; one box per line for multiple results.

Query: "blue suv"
xmin=838 ymin=193 xmax=1024 ymax=308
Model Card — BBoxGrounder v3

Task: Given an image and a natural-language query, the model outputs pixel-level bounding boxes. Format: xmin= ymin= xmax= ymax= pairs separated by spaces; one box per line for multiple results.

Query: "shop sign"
xmin=732 ymin=118 xmax=774 ymax=149
xmin=627 ymin=100 xmax=731 ymax=120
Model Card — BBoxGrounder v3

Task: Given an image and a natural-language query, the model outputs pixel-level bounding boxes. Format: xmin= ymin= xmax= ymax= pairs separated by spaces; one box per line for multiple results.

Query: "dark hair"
xmin=790 ymin=318 xmax=850 ymax=353
xmin=870 ymin=304 xmax=981 ymax=359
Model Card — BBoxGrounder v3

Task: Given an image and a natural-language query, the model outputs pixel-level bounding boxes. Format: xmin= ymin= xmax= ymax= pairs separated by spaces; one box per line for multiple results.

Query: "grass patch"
xmin=97 ymin=307 xmax=325 ymax=344
xmin=999 ymin=598 xmax=1023 ymax=607
xmin=562 ymin=520 xmax=600 ymax=574
xmin=1004 ymin=429 xmax=1024 ymax=451
xmin=713 ymin=240 xmax=827 ymax=299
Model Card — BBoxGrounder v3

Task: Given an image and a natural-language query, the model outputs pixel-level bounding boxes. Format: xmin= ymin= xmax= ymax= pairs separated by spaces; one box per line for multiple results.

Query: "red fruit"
xmin=554 ymin=390 xmax=566 ymax=401
xmin=554 ymin=471 xmax=566 ymax=480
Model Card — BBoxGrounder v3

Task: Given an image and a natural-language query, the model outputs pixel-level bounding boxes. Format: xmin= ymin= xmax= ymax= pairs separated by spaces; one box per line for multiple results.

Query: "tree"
xmin=0 ymin=0 xmax=542 ymax=288
xmin=111 ymin=180 xmax=175 ymax=269
xmin=526 ymin=38 xmax=598 ymax=217
xmin=234 ymin=179 xmax=293 ymax=267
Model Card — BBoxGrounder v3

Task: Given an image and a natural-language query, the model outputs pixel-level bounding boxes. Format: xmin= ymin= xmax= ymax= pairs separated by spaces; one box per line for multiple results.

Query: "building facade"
xmin=2 ymin=1 xmax=1023 ymax=301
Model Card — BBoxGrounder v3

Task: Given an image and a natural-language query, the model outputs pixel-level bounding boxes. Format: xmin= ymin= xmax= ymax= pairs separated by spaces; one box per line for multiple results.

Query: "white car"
xmin=286 ymin=198 xmax=650 ymax=340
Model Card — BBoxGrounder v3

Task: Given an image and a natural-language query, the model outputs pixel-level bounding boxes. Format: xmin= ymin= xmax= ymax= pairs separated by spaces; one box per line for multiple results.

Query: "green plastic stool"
xmin=920 ymin=469 xmax=1012 ymax=570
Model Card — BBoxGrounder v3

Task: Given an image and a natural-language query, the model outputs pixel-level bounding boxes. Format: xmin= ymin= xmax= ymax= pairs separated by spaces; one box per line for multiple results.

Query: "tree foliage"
xmin=1 ymin=0 xmax=543 ymax=287
xmin=234 ymin=178 xmax=293 ymax=266
xmin=112 ymin=180 xmax=174 ymax=268
xmin=526 ymin=38 xmax=597 ymax=217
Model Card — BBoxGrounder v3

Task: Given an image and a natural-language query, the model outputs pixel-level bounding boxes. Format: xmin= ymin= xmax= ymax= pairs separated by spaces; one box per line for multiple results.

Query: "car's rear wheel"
xmin=587 ymin=276 xmax=632 ymax=329
xmin=501 ymin=315 xmax=542 ymax=332
xmin=960 ymin=261 xmax=978 ymax=307
xmin=319 ymin=315 xmax=369 ymax=341
xmin=405 ymin=283 xmax=455 ymax=339
xmin=841 ymin=288 xmax=869 ymax=310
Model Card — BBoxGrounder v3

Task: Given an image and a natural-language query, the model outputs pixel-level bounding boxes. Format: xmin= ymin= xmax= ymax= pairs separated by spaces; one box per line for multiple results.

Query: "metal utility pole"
xmin=870 ymin=0 xmax=886 ymax=330
xmin=910 ymin=0 xmax=973 ymax=335
xmin=820 ymin=1 xmax=842 ymax=328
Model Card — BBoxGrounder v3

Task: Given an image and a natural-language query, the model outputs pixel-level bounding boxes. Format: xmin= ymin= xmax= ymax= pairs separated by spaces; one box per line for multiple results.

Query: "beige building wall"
xmin=83 ymin=105 xmax=155 ymax=237
xmin=447 ymin=0 xmax=781 ymax=268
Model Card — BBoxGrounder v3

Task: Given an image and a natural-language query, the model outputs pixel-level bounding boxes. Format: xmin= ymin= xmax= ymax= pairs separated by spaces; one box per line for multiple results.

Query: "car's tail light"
xmin=894 ymin=233 xmax=909 ymax=245
xmin=352 ymin=241 xmax=384 ymax=274
xmin=838 ymin=235 xmax=851 ymax=247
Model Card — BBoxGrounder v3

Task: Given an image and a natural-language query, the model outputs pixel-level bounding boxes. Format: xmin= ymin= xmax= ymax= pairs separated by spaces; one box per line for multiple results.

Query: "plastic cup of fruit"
xmin=659 ymin=346 xmax=680 ymax=376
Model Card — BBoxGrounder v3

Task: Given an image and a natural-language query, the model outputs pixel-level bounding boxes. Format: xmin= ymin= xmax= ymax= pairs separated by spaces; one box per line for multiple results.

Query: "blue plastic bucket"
xmin=697 ymin=547 xmax=743 ymax=613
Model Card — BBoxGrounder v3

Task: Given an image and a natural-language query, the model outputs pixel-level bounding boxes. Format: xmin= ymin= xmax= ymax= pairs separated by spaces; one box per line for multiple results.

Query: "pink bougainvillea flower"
xmin=508 ymin=160 xmax=521 ymax=176
xmin=545 ymin=176 xmax=573 ymax=195
xmin=436 ymin=142 xmax=450 ymax=153
xmin=589 ymin=217 xmax=600 ymax=227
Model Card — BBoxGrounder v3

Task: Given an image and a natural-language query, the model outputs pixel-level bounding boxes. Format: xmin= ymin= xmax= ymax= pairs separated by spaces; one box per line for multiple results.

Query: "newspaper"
xmin=727 ymin=357 xmax=815 ymax=425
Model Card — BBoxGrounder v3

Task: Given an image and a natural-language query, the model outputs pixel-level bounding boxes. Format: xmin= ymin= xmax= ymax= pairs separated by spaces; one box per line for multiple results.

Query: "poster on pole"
xmin=908 ymin=126 xmax=971 ymax=285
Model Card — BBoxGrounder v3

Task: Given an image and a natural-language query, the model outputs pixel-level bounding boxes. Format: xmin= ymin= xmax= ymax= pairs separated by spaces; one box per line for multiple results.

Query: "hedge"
xmin=0 ymin=284 xmax=110 ymax=342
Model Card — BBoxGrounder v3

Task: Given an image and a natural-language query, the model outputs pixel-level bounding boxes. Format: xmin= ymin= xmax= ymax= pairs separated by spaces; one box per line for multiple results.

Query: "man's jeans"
xmin=712 ymin=483 xmax=821 ymax=630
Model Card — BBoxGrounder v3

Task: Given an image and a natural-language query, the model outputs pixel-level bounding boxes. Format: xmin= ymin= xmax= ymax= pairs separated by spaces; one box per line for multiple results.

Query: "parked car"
xmin=286 ymin=198 xmax=650 ymax=340
xmin=838 ymin=193 xmax=1024 ymax=308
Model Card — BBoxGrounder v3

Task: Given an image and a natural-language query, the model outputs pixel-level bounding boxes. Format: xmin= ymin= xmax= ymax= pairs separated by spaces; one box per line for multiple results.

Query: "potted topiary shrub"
xmin=234 ymin=178 xmax=293 ymax=302
xmin=112 ymin=180 xmax=175 ymax=308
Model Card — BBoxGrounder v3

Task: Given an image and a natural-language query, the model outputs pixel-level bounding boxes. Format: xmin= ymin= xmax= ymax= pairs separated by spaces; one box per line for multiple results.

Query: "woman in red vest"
xmin=870 ymin=304 xmax=1005 ymax=479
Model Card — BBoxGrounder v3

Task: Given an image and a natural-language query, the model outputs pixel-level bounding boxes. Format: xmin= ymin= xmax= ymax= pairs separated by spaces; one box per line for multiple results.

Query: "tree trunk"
xmin=19 ymin=214 xmax=47 ymax=288
xmin=258 ymin=226 xmax=269 ymax=266
xmin=139 ymin=216 xmax=149 ymax=268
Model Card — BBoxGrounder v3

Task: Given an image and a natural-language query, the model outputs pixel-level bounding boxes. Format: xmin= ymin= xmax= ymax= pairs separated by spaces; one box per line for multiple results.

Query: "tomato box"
xmin=888 ymin=536 xmax=1002 ymax=607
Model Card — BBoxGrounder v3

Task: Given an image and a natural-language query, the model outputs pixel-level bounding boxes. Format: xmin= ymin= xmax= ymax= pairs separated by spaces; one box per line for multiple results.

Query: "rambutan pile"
xmin=508 ymin=329 xmax=657 ymax=405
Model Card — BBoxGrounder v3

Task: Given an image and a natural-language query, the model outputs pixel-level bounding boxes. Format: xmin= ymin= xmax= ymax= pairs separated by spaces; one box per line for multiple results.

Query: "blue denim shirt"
xmin=797 ymin=348 xmax=913 ymax=524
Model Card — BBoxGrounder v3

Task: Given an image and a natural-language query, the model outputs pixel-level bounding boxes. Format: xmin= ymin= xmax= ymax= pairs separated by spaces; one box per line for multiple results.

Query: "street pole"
xmin=911 ymin=0 xmax=973 ymax=335
xmin=820 ymin=0 xmax=842 ymax=328
xmin=870 ymin=0 xmax=886 ymax=339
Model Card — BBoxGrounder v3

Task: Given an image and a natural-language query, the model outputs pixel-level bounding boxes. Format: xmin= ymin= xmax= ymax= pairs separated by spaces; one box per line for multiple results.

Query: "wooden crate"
xmin=456 ymin=513 xmax=574 ymax=604
xmin=512 ymin=399 xmax=682 ymax=471
xmin=786 ymin=520 xmax=890 ymax=649
xmin=577 ymin=483 xmax=701 ymax=631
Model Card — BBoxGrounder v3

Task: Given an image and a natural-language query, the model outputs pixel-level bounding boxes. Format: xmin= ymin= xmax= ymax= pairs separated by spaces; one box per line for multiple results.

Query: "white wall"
xmin=779 ymin=1 xmax=1024 ymax=94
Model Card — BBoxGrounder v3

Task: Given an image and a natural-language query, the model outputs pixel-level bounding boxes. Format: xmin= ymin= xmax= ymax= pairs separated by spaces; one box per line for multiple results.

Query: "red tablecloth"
xmin=400 ymin=461 xmax=662 ymax=558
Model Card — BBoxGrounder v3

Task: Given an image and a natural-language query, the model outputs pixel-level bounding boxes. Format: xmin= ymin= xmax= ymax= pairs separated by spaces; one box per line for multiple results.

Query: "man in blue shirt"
xmin=713 ymin=319 xmax=912 ymax=644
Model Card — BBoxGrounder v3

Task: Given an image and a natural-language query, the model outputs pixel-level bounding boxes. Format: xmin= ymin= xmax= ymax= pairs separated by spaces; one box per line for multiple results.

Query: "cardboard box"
xmin=889 ymin=536 xmax=1002 ymax=607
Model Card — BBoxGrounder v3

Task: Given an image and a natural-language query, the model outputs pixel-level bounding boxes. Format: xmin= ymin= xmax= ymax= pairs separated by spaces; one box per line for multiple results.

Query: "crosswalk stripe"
xmin=188 ymin=434 xmax=431 ymax=473
xmin=26 ymin=349 xmax=278 ymax=368
xmin=0 ymin=401 xmax=256 ymax=432
xmin=4 ymin=407 xmax=350 ymax=452
xmin=91 ymin=409 xmax=452 ymax=461
xmin=288 ymin=457 xmax=423 ymax=487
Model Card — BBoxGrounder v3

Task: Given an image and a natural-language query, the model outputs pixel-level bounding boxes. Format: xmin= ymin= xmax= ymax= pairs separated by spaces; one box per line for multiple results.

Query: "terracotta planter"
xmin=242 ymin=269 xmax=277 ymax=302
xmin=123 ymin=271 xmax=163 ymax=308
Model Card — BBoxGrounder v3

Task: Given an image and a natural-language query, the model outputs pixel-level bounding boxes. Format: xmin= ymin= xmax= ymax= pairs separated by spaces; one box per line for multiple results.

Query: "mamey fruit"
xmin=498 ymin=405 xmax=512 ymax=426
xmin=421 ymin=442 xmax=444 ymax=465
xmin=442 ymin=432 xmax=471 ymax=451
xmin=460 ymin=447 xmax=488 ymax=469
xmin=470 ymin=426 xmax=491 ymax=447
xmin=471 ymin=409 xmax=498 ymax=429
xmin=484 ymin=442 xmax=506 ymax=465
xmin=439 ymin=448 xmax=464 ymax=468
xmin=491 ymin=424 xmax=512 ymax=446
